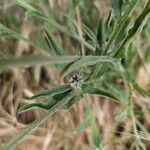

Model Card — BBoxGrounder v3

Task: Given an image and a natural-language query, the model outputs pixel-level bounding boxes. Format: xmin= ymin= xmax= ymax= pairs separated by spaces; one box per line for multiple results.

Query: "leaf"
xmin=115 ymin=0 xmax=150 ymax=57
xmin=0 ymin=23 xmax=47 ymax=52
xmin=0 ymin=23 xmax=29 ymax=42
xmin=43 ymin=28 xmax=68 ymax=56
xmin=0 ymin=55 xmax=116 ymax=72
xmin=28 ymin=85 xmax=71 ymax=100
xmin=63 ymin=56 xmax=118 ymax=76
xmin=75 ymin=114 xmax=90 ymax=131
xmin=82 ymin=84 xmax=119 ymax=103
xmin=112 ymin=16 xmax=131 ymax=53
xmin=26 ymin=10 xmax=65 ymax=31
xmin=122 ymin=0 xmax=139 ymax=17
xmin=114 ymin=107 xmax=129 ymax=122
xmin=136 ymin=139 xmax=147 ymax=150
xmin=19 ymin=88 xmax=73 ymax=113
xmin=72 ymin=0 xmax=81 ymax=8
xmin=111 ymin=0 xmax=123 ymax=19
xmin=89 ymin=62 xmax=110 ymax=80
xmin=14 ymin=0 xmax=95 ymax=51
xmin=0 ymin=55 xmax=82 ymax=72
xmin=61 ymin=91 xmax=83 ymax=109
xmin=14 ymin=0 xmax=37 ymax=11
xmin=19 ymin=103 xmax=48 ymax=113
xmin=82 ymin=23 xmax=96 ymax=41
xmin=105 ymin=9 xmax=113 ymax=28
xmin=84 ymin=100 xmax=102 ymax=149
xmin=90 ymin=113 xmax=101 ymax=149
xmin=103 ymin=0 xmax=139 ymax=55
xmin=0 ymin=90 xmax=80 ymax=150
xmin=106 ymin=83 xmax=129 ymax=105
xmin=125 ymin=44 xmax=138 ymax=79
xmin=95 ymin=19 xmax=104 ymax=55
xmin=34 ymin=33 xmax=52 ymax=55
xmin=132 ymin=82 xmax=150 ymax=97
xmin=27 ymin=10 xmax=95 ymax=51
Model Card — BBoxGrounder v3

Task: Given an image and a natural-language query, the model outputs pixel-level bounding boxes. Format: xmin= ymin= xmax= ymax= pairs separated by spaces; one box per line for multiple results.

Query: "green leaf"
xmin=19 ymin=88 xmax=73 ymax=113
xmin=14 ymin=0 xmax=37 ymax=11
xmin=82 ymin=84 xmax=119 ymax=103
xmin=62 ymin=91 xmax=83 ymax=109
xmin=82 ymin=23 xmax=96 ymax=41
xmin=111 ymin=0 xmax=123 ymax=19
xmin=27 ymin=10 xmax=95 ymax=51
xmin=26 ymin=10 xmax=65 ymax=31
xmin=115 ymin=0 xmax=150 ymax=56
xmin=75 ymin=114 xmax=90 ymax=131
xmin=90 ymin=113 xmax=101 ymax=149
xmin=132 ymin=82 xmax=150 ymax=97
xmin=0 ymin=55 xmax=116 ymax=72
xmin=112 ymin=16 xmax=131 ymax=55
xmin=96 ymin=19 xmax=104 ymax=55
xmin=0 ymin=90 xmax=80 ymax=150
xmin=14 ymin=0 xmax=95 ymax=51
xmin=114 ymin=107 xmax=129 ymax=122
xmin=19 ymin=103 xmax=49 ymax=113
xmin=43 ymin=28 xmax=68 ymax=56
xmin=125 ymin=44 xmax=138 ymax=80
xmin=89 ymin=62 xmax=110 ymax=80
xmin=103 ymin=0 xmax=139 ymax=55
xmin=72 ymin=0 xmax=81 ymax=8
xmin=84 ymin=100 xmax=102 ymax=149
xmin=0 ymin=55 xmax=82 ymax=72
xmin=105 ymin=9 xmax=113 ymax=28
xmin=34 ymin=33 xmax=52 ymax=55
xmin=0 ymin=23 xmax=29 ymax=42
xmin=106 ymin=83 xmax=129 ymax=105
xmin=28 ymin=85 xmax=71 ymax=100
xmin=63 ymin=56 xmax=118 ymax=76
xmin=0 ymin=23 xmax=47 ymax=52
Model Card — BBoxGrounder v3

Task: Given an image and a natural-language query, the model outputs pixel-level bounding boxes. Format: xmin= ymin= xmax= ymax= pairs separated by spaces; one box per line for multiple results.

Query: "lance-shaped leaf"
xmin=19 ymin=89 xmax=72 ymax=113
xmin=75 ymin=113 xmax=90 ymax=131
xmin=19 ymin=103 xmax=50 ymax=113
xmin=19 ymin=87 xmax=84 ymax=113
xmin=111 ymin=0 xmax=123 ymax=19
xmin=0 ymin=55 xmax=83 ymax=71
xmin=114 ymin=107 xmax=129 ymax=122
xmin=28 ymin=85 xmax=71 ymax=100
xmin=63 ymin=56 xmax=118 ymax=76
xmin=105 ymin=82 xmax=129 ymax=105
xmin=95 ymin=19 xmax=105 ymax=55
xmin=82 ymin=84 xmax=119 ymax=103
xmin=0 ymin=23 xmax=49 ymax=54
xmin=132 ymin=82 xmax=150 ymax=97
xmin=43 ymin=28 xmax=69 ymax=56
xmin=35 ymin=35 xmax=51 ymax=54
xmin=112 ymin=16 xmax=131 ymax=52
xmin=14 ymin=0 xmax=37 ymax=11
xmin=0 ymin=23 xmax=29 ymax=42
xmin=84 ymin=101 xmax=102 ymax=149
xmin=82 ymin=23 xmax=97 ymax=41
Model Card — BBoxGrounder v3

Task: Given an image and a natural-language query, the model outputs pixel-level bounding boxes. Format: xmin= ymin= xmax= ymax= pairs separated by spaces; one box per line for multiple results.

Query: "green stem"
xmin=129 ymin=83 xmax=146 ymax=150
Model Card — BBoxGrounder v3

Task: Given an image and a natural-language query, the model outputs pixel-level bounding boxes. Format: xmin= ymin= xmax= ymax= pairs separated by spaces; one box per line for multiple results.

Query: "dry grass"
xmin=0 ymin=0 xmax=150 ymax=150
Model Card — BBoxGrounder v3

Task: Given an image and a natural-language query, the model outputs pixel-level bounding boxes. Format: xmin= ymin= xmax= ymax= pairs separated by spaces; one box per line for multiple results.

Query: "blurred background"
xmin=0 ymin=0 xmax=150 ymax=149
